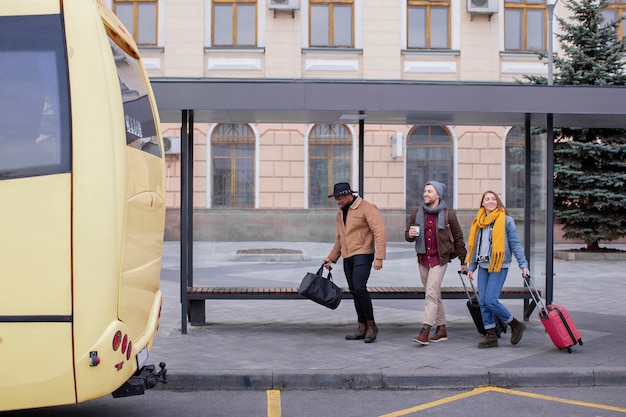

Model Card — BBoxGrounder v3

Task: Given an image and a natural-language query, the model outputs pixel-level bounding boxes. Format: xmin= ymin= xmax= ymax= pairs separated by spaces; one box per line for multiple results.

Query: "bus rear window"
xmin=108 ymin=37 xmax=161 ymax=158
xmin=0 ymin=14 xmax=71 ymax=179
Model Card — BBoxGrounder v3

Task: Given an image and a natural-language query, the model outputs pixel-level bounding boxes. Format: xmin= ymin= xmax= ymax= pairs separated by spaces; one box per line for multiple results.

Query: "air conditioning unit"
xmin=163 ymin=136 xmax=181 ymax=154
xmin=268 ymin=0 xmax=300 ymax=10
xmin=467 ymin=0 xmax=498 ymax=14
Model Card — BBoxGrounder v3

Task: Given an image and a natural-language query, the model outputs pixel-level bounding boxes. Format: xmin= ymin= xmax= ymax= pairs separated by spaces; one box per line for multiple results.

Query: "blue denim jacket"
xmin=468 ymin=215 xmax=528 ymax=272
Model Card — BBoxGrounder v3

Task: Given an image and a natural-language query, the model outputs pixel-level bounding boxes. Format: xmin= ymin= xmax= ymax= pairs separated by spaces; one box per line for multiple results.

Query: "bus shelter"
xmin=151 ymin=79 xmax=626 ymax=333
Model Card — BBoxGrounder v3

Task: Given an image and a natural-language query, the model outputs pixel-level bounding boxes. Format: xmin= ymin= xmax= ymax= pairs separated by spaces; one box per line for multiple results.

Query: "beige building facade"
xmin=106 ymin=0 xmax=565 ymax=241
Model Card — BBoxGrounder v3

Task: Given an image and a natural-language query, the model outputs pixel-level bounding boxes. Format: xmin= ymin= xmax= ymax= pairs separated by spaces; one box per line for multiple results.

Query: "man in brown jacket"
xmin=323 ymin=182 xmax=387 ymax=343
xmin=405 ymin=181 xmax=468 ymax=345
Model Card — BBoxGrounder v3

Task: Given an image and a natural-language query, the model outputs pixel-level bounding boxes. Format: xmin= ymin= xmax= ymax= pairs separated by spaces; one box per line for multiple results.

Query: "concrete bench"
xmin=186 ymin=286 xmax=538 ymax=326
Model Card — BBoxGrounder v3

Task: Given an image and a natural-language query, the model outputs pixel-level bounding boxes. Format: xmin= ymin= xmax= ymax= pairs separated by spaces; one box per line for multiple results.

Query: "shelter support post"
xmin=180 ymin=110 xmax=194 ymax=334
xmin=546 ymin=113 xmax=554 ymax=305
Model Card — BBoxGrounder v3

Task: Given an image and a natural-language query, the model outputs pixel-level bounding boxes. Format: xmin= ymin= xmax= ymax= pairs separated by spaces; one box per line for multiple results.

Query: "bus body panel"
xmin=0 ymin=0 xmax=165 ymax=410
xmin=0 ymin=0 xmax=59 ymax=16
xmin=0 ymin=175 xmax=72 ymax=316
xmin=0 ymin=175 xmax=73 ymax=411
xmin=0 ymin=323 xmax=75 ymax=410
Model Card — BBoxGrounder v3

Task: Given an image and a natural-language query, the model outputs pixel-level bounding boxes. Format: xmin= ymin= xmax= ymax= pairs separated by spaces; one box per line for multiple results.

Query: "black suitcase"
xmin=458 ymin=271 xmax=506 ymax=338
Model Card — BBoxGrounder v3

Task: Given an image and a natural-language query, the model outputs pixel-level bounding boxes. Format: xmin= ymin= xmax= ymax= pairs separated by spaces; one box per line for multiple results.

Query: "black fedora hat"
xmin=328 ymin=182 xmax=357 ymax=198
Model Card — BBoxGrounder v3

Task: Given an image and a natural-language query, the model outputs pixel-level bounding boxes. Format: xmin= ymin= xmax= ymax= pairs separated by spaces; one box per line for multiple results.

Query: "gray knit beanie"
xmin=426 ymin=180 xmax=446 ymax=199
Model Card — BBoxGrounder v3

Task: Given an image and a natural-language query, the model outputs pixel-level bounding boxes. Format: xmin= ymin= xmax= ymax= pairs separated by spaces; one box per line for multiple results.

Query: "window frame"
xmin=309 ymin=0 xmax=355 ymax=48
xmin=504 ymin=0 xmax=547 ymax=52
xmin=212 ymin=0 xmax=258 ymax=47
xmin=407 ymin=0 xmax=452 ymax=50
xmin=112 ymin=0 xmax=159 ymax=46
xmin=211 ymin=123 xmax=256 ymax=208
xmin=405 ymin=125 xmax=454 ymax=211
xmin=308 ymin=124 xmax=352 ymax=208
xmin=604 ymin=0 xmax=625 ymax=41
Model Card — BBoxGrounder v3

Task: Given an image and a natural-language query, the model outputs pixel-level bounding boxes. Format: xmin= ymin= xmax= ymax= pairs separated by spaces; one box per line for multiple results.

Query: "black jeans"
xmin=343 ymin=253 xmax=375 ymax=323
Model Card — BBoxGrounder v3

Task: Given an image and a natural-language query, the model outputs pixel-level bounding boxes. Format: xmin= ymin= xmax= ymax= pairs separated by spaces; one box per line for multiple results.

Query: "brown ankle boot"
xmin=412 ymin=326 xmax=430 ymax=345
xmin=345 ymin=322 xmax=367 ymax=340
xmin=364 ymin=320 xmax=378 ymax=343
xmin=429 ymin=325 xmax=448 ymax=342
xmin=478 ymin=328 xmax=498 ymax=348
xmin=509 ymin=318 xmax=526 ymax=345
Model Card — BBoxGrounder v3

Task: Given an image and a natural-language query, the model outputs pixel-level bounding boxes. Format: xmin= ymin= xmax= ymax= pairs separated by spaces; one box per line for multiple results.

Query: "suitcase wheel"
xmin=567 ymin=347 xmax=572 ymax=353
xmin=578 ymin=339 xmax=583 ymax=346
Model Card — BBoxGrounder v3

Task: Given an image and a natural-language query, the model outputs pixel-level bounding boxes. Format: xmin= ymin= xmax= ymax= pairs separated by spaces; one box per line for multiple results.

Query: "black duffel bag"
xmin=298 ymin=264 xmax=342 ymax=309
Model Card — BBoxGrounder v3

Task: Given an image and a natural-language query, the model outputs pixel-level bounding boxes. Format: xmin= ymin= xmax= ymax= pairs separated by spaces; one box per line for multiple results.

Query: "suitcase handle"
xmin=458 ymin=270 xmax=479 ymax=301
xmin=523 ymin=274 xmax=548 ymax=319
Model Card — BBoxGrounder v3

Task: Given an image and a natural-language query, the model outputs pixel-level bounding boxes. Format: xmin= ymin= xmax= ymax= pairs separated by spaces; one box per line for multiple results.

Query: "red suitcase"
xmin=539 ymin=304 xmax=583 ymax=353
xmin=525 ymin=276 xmax=583 ymax=353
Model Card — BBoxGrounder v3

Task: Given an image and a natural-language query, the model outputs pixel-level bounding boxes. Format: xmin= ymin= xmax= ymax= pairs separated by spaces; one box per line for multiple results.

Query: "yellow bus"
xmin=0 ymin=0 xmax=167 ymax=411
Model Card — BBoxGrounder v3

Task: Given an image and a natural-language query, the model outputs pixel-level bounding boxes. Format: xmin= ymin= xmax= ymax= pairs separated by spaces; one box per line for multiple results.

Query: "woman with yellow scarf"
xmin=466 ymin=191 xmax=530 ymax=348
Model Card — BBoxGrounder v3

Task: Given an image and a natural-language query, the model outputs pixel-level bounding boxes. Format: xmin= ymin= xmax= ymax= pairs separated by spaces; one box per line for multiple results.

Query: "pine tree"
xmin=525 ymin=0 xmax=626 ymax=250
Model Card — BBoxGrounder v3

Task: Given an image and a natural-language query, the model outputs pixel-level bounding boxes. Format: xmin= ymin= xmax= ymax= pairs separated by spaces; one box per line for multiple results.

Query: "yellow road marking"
xmin=379 ymin=385 xmax=626 ymax=416
xmin=267 ymin=389 xmax=281 ymax=417
xmin=379 ymin=387 xmax=488 ymax=417
xmin=490 ymin=386 xmax=626 ymax=413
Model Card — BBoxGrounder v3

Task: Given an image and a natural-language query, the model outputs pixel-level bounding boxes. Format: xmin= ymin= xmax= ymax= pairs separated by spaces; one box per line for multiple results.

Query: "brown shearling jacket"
xmin=328 ymin=196 xmax=387 ymax=263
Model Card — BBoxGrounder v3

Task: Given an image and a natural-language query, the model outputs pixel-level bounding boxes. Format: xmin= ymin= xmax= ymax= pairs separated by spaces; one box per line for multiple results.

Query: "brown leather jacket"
xmin=328 ymin=196 xmax=387 ymax=262
xmin=404 ymin=207 xmax=467 ymax=266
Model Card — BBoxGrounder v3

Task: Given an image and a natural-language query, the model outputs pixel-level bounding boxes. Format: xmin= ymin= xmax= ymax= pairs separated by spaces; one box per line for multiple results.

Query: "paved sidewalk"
xmin=151 ymin=241 xmax=626 ymax=391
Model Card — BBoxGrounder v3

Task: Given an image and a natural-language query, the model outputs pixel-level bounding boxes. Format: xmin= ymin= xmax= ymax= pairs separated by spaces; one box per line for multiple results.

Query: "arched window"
xmin=405 ymin=126 xmax=453 ymax=211
xmin=211 ymin=123 xmax=255 ymax=207
xmin=308 ymin=124 xmax=352 ymax=208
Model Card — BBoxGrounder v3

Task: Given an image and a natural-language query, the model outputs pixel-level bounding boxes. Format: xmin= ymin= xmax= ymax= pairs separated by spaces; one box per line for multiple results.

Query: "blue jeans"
xmin=477 ymin=267 xmax=513 ymax=329
xmin=343 ymin=253 xmax=375 ymax=323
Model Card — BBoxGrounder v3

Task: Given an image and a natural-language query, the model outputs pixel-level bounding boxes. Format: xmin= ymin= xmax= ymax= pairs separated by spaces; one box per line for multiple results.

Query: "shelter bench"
xmin=186 ymin=286 xmax=538 ymax=326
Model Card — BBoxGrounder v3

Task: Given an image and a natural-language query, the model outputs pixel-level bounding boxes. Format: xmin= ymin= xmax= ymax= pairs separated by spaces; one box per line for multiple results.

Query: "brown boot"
xmin=429 ymin=325 xmax=448 ymax=342
xmin=412 ymin=326 xmax=430 ymax=345
xmin=478 ymin=328 xmax=498 ymax=348
xmin=364 ymin=320 xmax=378 ymax=343
xmin=345 ymin=322 xmax=367 ymax=340
xmin=509 ymin=318 xmax=526 ymax=345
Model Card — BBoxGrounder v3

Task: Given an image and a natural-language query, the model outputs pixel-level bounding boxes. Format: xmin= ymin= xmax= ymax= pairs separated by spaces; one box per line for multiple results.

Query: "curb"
xmin=156 ymin=368 xmax=626 ymax=391
xmin=228 ymin=251 xmax=311 ymax=262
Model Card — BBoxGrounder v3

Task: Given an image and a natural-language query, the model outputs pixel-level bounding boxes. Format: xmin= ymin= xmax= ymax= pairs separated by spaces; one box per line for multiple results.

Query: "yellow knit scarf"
xmin=466 ymin=207 xmax=506 ymax=272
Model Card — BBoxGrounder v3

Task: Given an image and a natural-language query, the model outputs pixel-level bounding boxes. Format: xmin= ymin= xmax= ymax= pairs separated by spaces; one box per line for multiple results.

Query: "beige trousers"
xmin=419 ymin=263 xmax=448 ymax=327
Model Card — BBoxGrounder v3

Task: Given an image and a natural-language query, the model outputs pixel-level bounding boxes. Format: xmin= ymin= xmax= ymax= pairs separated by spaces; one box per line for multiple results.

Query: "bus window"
xmin=108 ymin=37 xmax=161 ymax=158
xmin=0 ymin=14 xmax=71 ymax=179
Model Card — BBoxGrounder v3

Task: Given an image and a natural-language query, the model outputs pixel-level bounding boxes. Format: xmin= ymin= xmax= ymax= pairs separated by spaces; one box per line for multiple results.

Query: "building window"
xmin=603 ymin=0 xmax=625 ymax=41
xmin=504 ymin=0 xmax=546 ymax=51
xmin=211 ymin=123 xmax=255 ymax=207
xmin=113 ymin=0 xmax=158 ymax=46
xmin=213 ymin=0 xmax=257 ymax=47
xmin=407 ymin=0 xmax=451 ymax=49
xmin=405 ymin=126 xmax=453 ymax=211
xmin=309 ymin=0 xmax=354 ymax=47
xmin=309 ymin=124 xmax=352 ymax=208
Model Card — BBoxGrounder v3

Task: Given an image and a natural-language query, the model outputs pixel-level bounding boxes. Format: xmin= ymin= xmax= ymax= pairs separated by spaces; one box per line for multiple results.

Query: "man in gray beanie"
xmin=404 ymin=180 xmax=468 ymax=345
